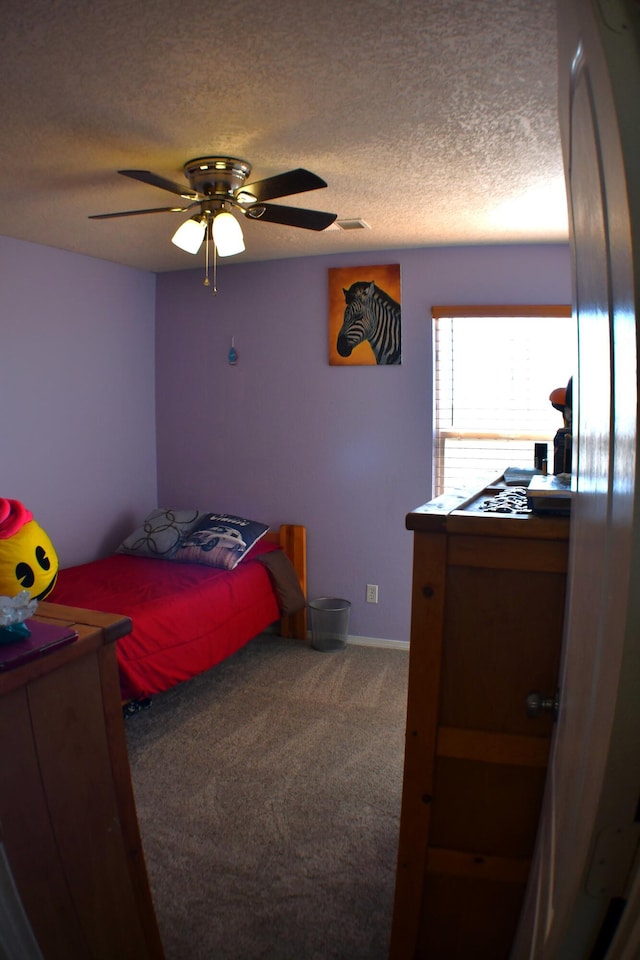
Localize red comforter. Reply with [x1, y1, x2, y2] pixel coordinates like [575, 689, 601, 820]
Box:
[49, 543, 281, 700]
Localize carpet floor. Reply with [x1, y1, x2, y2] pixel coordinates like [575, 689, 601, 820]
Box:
[125, 634, 409, 960]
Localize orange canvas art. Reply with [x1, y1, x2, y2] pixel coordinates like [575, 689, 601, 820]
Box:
[328, 264, 401, 365]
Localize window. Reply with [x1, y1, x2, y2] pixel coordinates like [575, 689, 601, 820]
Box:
[433, 305, 576, 496]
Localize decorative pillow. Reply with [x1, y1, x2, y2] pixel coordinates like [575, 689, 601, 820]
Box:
[0, 498, 59, 601]
[117, 508, 204, 559]
[174, 513, 269, 571]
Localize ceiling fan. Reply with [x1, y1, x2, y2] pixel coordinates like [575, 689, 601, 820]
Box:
[90, 157, 337, 288]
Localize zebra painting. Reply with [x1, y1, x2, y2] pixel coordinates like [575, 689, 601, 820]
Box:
[336, 280, 401, 365]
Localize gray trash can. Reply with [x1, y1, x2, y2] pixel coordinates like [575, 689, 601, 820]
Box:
[308, 597, 351, 652]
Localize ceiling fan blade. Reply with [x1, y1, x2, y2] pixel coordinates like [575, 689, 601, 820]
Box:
[240, 169, 327, 203]
[89, 205, 191, 220]
[245, 203, 337, 231]
[119, 169, 200, 200]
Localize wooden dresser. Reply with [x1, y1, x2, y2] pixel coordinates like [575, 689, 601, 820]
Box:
[390, 480, 570, 959]
[0, 601, 164, 960]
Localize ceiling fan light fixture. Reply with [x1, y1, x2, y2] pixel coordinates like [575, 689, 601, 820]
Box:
[92, 157, 336, 278]
[171, 217, 206, 254]
[212, 211, 245, 257]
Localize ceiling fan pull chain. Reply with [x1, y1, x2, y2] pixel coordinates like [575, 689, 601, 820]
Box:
[212, 236, 218, 295]
[203, 219, 210, 288]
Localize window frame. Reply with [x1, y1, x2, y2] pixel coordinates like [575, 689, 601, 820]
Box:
[432, 304, 574, 496]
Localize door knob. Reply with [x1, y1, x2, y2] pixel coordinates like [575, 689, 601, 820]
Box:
[526, 690, 559, 720]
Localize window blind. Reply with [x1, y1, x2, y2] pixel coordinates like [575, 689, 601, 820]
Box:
[433, 305, 575, 496]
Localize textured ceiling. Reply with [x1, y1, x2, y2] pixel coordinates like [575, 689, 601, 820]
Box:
[0, 0, 567, 273]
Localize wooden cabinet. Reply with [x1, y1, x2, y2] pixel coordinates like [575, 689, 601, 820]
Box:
[390, 482, 570, 959]
[0, 602, 164, 960]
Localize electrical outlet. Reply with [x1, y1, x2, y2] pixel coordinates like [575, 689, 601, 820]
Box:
[366, 584, 379, 603]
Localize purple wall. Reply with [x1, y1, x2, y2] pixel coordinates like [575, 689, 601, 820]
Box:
[0, 235, 571, 640]
[0, 236, 157, 567]
[156, 244, 572, 642]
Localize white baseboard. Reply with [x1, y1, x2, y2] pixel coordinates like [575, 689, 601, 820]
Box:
[301, 629, 409, 651]
[346, 635, 409, 651]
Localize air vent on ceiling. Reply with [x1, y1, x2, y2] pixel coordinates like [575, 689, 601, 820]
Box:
[326, 218, 371, 232]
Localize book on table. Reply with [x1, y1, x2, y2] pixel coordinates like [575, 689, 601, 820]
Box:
[526, 473, 572, 514]
[0, 618, 78, 670]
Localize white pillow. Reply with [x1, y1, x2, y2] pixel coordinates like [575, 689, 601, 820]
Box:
[117, 508, 204, 559]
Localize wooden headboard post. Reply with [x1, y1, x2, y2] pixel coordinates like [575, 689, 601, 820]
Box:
[279, 524, 307, 640]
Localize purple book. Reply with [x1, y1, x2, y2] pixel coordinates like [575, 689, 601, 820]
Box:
[0, 619, 78, 671]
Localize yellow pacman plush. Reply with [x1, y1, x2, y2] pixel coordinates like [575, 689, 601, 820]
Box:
[0, 499, 58, 601]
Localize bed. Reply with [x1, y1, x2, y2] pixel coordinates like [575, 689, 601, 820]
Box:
[47, 508, 307, 702]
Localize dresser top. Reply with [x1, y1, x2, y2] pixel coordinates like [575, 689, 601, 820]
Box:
[407, 477, 571, 540]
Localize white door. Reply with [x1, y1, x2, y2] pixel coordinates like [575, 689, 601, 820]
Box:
[511, 1, 640, 956]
